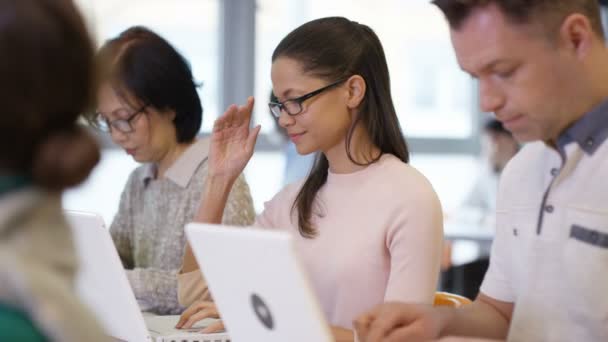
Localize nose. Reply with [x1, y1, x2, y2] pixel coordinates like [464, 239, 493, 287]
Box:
[277, 109, 295, 128]
[109, 126, 129, 145]
[479, 78, 505, 113]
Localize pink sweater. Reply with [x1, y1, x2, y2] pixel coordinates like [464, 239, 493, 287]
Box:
[178, 154, 443, 329]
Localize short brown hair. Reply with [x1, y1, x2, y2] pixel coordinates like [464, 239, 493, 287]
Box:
[433, 0, 605, 39]
[0, 0, 99, 191]
[93, 26, 203, 143]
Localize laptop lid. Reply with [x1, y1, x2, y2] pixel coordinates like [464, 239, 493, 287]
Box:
[66, 211, 229, 342]
[65, 210, 150, 342]
[185, 223, 334, 342]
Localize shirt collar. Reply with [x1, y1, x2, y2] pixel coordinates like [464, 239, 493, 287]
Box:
[141, 138, 210, 188]
[556, 97, 608, 155]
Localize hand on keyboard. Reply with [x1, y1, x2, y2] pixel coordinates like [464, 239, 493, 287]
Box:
[176, 301, 225, 333]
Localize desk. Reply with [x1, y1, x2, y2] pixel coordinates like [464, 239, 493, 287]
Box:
[444, 221, 494, 266]
[441, 221, 495, 298]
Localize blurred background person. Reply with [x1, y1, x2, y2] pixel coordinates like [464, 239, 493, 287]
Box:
[442, 119, 519, 299]
[459, 119, 519, 225]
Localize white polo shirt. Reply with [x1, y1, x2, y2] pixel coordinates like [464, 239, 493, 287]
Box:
[480, 99, 608, 341]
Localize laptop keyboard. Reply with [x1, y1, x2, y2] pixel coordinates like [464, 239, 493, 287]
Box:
[155, 336, 230, 342]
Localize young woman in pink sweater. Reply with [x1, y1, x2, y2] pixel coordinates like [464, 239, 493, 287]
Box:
[177, 16, 443, 342]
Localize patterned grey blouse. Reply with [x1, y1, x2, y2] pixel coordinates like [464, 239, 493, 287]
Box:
[110, 138, 255, 314]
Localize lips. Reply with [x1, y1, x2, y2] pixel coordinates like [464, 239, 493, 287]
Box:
[497, 114, 524, 130]
[288, 132, 305, 143]
[125, 148, 137, 155]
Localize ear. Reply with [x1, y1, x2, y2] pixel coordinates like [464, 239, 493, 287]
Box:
[345, 75, 366, 110]
[163, 109, 177, 122]
[559, 13, 596, 59]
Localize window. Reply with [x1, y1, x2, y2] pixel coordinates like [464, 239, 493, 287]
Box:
[65, 0, 483, 218]
[74, 0, 220, 131]
[254, 0, 477, 139]
[65, 1, 220, 221]
[252, 0, 481, 211]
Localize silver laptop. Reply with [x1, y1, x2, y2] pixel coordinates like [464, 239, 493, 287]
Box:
[65, 211, 230, 342]
[185, 223, 334, 342]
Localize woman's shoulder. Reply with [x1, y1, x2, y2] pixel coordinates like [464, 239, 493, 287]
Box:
[253, 179, 303, 229]
[257, 178, 305, 220]
[376, 154, 433, 188]
[366, 155, 440, 209]
[269, 178, 306, 204]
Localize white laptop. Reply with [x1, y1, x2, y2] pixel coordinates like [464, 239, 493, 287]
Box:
[65, 211, 230, 342]
[185, 223, 334, 342]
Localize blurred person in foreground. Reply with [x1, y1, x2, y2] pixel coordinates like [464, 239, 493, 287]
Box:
[0, 0, 107, 340]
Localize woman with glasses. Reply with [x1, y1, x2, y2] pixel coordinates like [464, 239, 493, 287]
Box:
[92, 26, 256, 315]
[176, 17, 443, 341]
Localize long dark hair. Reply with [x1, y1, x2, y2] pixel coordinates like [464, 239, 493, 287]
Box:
[0, 0, 99, 191]
[272, 17, 409, 238]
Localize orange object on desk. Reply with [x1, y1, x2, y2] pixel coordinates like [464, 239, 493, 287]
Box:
[434, 292, 472, 307]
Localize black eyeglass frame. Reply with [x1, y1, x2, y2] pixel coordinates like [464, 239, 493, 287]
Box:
[268, 77, 349, 118]
[95, 104, 148, 133]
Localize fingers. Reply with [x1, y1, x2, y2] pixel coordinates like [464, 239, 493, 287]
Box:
[214, 97, 256, 133]
[181, 307, 220, 329]
[214, 105, 238, 132]
[176, 301, 219, 329]
[243, 96, 255, 119]
[234, 96, 255, 128]
[176, 301, 205, 328]
[246, 125, 262, 153]
[353, 312, 376, 342]
[383, 325, 428, 342]
[354, 319, 371, 342]
[201, 320, 225, 334]
[366, 317, 400, 342]
[365, 304, 416, 342]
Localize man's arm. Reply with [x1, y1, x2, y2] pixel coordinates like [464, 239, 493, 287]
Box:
[355, 293, 513, 342]
[439, 293, 513, 338]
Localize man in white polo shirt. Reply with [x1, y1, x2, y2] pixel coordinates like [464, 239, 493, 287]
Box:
[354, 0, 608, 341]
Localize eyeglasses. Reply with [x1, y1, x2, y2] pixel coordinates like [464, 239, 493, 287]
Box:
[95, 104, 148, 133]
[268, 78, 348, 118]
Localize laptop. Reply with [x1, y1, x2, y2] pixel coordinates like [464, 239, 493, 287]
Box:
[185, 223, 334, 342]
[65, 211, 230, 342]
